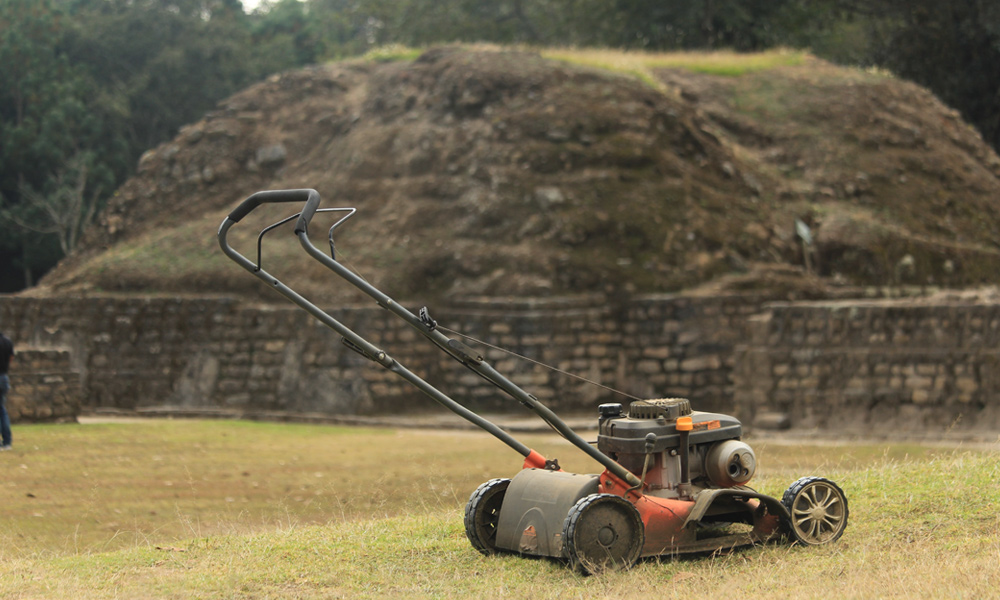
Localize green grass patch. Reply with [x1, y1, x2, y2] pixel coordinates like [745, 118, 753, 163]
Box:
[1, 420, 997, 598]
[543, 47, 808, 87]
[357, 45, 809, 84]
[640, 48, 808, 75]
[362, 44, 424, 63]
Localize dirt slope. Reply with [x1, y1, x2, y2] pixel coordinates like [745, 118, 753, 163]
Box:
[37, 47, 1000, 303]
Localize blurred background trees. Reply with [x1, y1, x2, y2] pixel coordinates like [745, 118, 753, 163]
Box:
[1, 0, 997, 291]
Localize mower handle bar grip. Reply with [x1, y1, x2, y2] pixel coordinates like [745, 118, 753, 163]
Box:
[225, 189, 321, 234]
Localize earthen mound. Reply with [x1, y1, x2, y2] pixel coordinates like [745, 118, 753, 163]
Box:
[37, 47, 1000, 303]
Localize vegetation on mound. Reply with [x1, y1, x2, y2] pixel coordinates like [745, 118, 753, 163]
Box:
[0, 420, 997, 598]
[545, 47, 809, 85]
[33, 45, 1000, 303]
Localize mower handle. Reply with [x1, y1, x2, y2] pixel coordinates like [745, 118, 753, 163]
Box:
[226, 188, 320, 224]
[295, 189, 323, 235]
[293, 191, 643, 487]
[218, 189, 559, 470]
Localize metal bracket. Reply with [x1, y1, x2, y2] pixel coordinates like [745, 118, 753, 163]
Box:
[341, 337, 391, 366]
[419, 306, 438, 331]
[446, 338, 483, 365]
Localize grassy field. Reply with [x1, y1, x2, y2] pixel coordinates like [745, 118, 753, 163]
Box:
[1, 419, 997, 599]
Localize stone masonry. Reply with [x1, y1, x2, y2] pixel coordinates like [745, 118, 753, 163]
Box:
[0, 294, 758, 422]
[6, 348, 81, 422]
[2, 293, 998, 437]
[733, 300, 1000, 436]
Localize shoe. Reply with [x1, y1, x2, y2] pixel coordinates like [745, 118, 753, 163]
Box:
[0, 445, 10, 451]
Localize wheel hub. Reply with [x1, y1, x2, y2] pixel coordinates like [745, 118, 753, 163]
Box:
[597, 525, 617, 547]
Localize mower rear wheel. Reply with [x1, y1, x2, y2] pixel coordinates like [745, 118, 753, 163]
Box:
[781, 477, 849, 545]
[464, 478, 511, 555]
[562, 494, 644, 574]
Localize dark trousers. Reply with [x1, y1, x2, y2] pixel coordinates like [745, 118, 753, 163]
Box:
[0, 374, 11, 447]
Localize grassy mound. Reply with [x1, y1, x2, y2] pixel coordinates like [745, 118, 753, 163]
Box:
[34, 46, 1000, 303]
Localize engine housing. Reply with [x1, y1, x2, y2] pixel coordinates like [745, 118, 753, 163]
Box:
[597, 399, 756, 498]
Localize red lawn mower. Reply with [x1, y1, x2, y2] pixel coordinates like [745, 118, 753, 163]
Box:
[219, 189, 848, 573]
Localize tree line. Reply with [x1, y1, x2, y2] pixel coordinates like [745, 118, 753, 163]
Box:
[2, 0, 998, 291]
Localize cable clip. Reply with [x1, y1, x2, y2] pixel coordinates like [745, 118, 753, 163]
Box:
[419, 306, 437, 331]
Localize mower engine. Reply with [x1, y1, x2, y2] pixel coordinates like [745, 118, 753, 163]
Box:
[597, 398, 756, 499]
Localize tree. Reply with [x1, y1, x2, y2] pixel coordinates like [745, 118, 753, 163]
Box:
[552, 0, 814, 50]
[0, 0, 314, 292]
[249, 0, 321, 70]
[0, 0, 123, 288]
[3, 152, 103, 256]
[863, 0, 1000, 152]
[62, 0, 262, 160]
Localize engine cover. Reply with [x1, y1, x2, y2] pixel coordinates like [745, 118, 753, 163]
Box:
[596, 399, 751, 495]
[597, 404, 743, 456]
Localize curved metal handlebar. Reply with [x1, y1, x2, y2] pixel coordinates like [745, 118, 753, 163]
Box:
[226, 188, 319, 224]
[295, 189, 323, 235]
[287, 190, 641, 486]
[220, 189, 641, 486]
[217, 188, 564, 470]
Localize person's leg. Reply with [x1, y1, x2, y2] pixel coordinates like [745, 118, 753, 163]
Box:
[0, 375, 11, 448]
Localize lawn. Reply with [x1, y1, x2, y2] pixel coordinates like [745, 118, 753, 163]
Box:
[1, 419, 997, 598]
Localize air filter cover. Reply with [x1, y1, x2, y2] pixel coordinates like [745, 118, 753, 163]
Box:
[628, 398, 692, 421]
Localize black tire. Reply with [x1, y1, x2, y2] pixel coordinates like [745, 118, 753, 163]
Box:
[562, 494, 644, 574]
[464, 478, 511, 555]
[781, 476, 849, 546]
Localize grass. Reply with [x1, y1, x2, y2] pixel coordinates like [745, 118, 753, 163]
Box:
[356, 43, 809, 76]
[1, 420, 997, 598]
[543, 47, 808, 79]
[0, 419, 612, 558]
[355, 43, 809, 92]
[362, 44, 425, 63]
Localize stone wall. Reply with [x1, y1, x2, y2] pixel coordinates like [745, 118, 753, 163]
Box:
[4, 293, 997, 437]
[733, 300, 1000, 436]
[6, 348, 81, 422]
[0, 293, 763, 421]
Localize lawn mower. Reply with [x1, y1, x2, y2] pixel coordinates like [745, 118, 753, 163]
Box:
[218, 189, 848, 573]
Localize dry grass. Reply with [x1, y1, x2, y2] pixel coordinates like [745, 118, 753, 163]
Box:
[543, 47, 807, 79]
[360, 44, 808, 94]
[1, 419, 998, 598]
[542, 47, 808, 100]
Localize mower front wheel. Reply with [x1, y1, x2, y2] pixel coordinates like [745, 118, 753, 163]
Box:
[562, 494, 644, 574]
[781, 477, 849, 545]
[464, 478, 511, 555]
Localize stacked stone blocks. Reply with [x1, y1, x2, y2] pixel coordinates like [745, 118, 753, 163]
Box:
[0, 294, 756, 419]
[733, 301, 1000, 434]
[3, 294, 997, 435]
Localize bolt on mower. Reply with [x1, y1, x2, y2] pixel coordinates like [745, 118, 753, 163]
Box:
[218, 189, 849, 573]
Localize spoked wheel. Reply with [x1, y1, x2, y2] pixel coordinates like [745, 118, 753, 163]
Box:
[464, 478, 511, 555]
[562, 494, 644, 574]
[781, 477, 849, 545]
